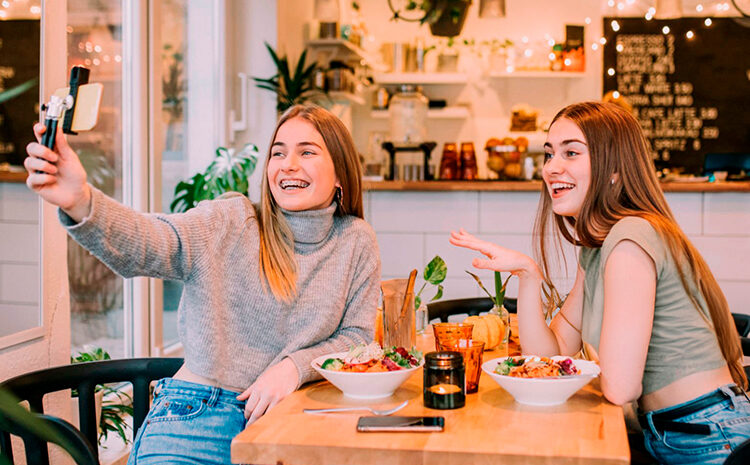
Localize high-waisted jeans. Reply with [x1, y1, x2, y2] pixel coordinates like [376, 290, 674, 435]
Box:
[127, 378, 246, 465]
[640, 384, 750, 464]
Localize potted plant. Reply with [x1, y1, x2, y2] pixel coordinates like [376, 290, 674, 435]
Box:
[414, 255, 447, 333]
[170, 143, 259, 213]
[465, 270, 511, 351]
[70, 346, 133, 446]
[253, 42, 325, 113]
[388, 0, 472, 37]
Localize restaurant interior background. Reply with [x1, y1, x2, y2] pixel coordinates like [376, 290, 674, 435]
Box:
[0, 1, 749, 457]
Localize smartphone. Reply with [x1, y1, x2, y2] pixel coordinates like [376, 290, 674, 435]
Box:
[356, 416, 445, 432]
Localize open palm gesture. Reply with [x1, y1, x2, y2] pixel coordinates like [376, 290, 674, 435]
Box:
[449, 228, 536, 277]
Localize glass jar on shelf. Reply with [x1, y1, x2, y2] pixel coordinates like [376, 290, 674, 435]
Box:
[388, 84, 428, 146]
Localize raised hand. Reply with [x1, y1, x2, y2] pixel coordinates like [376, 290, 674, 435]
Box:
[449, 228, 540, 278]
[236, 357, 299, 424]
[25, 123, 91, 222]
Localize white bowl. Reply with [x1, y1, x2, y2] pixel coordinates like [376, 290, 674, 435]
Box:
[311, 352, 423, 399]
[482, 356, 601, 406]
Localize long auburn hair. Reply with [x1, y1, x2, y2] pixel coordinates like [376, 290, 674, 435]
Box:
[258, 104, 364, 303]
[533, 101, 746, 388]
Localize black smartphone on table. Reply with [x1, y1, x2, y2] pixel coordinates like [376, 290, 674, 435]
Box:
[356, 416, 445, 432]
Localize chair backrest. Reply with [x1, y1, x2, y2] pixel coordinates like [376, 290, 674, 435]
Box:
[0, 357, 183, 463]
[0, 409, 97, 465]
[733, 313, 750, 337]
[427, 297, 517, 323]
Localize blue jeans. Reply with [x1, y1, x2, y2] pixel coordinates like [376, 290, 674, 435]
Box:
[641, 384, 750, 464]
[127, 378, 247, 465]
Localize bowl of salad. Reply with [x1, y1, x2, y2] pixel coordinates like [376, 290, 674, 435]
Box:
[311, 343, 423, 399]
[482, 355, 600, 406]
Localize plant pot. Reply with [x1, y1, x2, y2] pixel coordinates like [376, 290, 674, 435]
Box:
[429, 1, 471, 37]
[70, 389, 104, 435]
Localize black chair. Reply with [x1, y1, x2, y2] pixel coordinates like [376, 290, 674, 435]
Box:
[732, 313, 750, 337]
[427, 297, 517, 323]
[725, 437, 750, 465]
[0, 357, 183, 464]
[0, 406, 97, 465]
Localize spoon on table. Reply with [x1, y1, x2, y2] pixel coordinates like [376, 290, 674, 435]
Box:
[303, 400, 408, 416]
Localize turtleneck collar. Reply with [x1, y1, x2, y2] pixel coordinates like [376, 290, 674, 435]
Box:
[281, 202, 337, 245]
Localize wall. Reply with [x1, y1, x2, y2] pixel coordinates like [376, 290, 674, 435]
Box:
[364, 190, 750, 318]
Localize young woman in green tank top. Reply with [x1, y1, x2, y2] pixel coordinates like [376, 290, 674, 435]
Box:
[451, 102, 749, 464]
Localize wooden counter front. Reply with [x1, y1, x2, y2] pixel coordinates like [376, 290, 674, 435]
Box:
[0, 171, 28, 183]
[231, 328, 629, 465]
[363, 180, 750, 193]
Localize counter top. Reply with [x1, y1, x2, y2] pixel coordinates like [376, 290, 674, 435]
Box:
[0, 171, 28, 183]
[363, 180, 750, 193]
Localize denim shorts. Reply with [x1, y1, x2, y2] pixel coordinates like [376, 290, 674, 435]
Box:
[640, 384, 750, 464]
[127, 378, 247, 465]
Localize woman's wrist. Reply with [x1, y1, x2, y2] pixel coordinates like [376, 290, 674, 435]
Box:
[517, 257, 544, 282]
[63, 184, 92, 223]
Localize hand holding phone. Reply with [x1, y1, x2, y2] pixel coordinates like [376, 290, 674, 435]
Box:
[357, 416, 444, 432]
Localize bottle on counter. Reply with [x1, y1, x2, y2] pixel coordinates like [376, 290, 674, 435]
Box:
[389, 84, 428, 146]
[438, 142, 460, 180]
[460, 142, 478, 180]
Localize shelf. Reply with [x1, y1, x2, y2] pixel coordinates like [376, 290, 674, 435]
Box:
[306, 39, 386, 72]
[370, 106, 470, 119]
[489, 70, 585, 78]
[327, 91, 365, 106]
[374, 72, 468, 84]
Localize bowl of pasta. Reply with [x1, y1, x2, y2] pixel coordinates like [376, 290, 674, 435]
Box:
[311, 343, 423, 399]
[482, 355, 600, 406]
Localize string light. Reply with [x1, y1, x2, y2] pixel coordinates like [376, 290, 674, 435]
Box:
[585, 17, 591, 25]
[616, 43, 624, 52]
[564, 58, 572, 66]
[705, 18, 712, 26]
[613, 91, 621, 98]
[522, 36, 529, 43]
[686, 30, 694, 39]
[696, 4, 704, 12]
[548, 52, 555, 60]
[617, 2, 625, 10]
[607, 0, 615, 7]
[1, 1, 8, 7]
[0, 10, 6, 18]
[591, 43, 599, 51]
[29, 5, 40, 14]
[524, 48, 532, 57]
[662, 26, 670, 34]
[600, 37, 607, 45]
[607, 68, 615, 76]
[548, 38, 555, 47]
[611, 20, 620, 32]
[645, 13, 654, 20]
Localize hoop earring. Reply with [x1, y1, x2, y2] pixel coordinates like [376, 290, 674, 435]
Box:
[335, 185, 344, 204]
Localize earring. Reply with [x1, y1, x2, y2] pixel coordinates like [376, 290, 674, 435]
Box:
[335, 185, 344, 204]
[610, 178, 615, 185]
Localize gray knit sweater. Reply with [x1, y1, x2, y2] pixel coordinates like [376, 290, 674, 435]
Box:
[60, 187, 381, 391]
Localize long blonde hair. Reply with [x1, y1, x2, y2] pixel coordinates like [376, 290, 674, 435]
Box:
[533, 101, 746, 388]
[258, 104, 364, 303]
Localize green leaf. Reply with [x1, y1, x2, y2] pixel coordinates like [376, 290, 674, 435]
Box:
[423, 255, 447, 285]
[0, 77, 38, 104]
[431, 284, 443, 301]
[465, 270, 494, 300]
[414, 295, 422, 309]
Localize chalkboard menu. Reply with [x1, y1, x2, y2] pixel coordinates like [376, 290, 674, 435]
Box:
[603, 17, 750, 174]
[0, 20, 40, 166]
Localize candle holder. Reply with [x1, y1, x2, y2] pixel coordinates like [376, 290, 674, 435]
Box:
[423, 351, 465, 409]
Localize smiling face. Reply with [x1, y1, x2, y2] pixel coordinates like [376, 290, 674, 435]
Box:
[542, 118, 592, 219]
[267, 117, 339, 211]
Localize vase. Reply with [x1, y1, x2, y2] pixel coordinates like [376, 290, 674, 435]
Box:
[490, 304, 510, 356]
[415, 302, 429, 335]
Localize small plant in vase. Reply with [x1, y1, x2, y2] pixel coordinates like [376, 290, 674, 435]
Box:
[414, 255, 447, 333]
[465, 271, 511, 353]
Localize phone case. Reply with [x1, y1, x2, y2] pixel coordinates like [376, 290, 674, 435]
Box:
[356, 416, 444, 432]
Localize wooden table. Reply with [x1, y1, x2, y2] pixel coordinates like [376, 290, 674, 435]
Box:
[232, 327, 630, 465]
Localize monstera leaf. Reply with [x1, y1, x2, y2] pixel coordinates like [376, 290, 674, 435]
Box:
[170, 143, 259, 213]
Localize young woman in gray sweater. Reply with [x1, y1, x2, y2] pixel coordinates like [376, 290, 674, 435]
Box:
[24, 104, 381, 464]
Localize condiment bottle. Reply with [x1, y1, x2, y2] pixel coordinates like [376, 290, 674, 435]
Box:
[389, 84, 428, 146]
[438, 142, 460, 180]
[424, 352, 465, 409]
[460, 142, 478, 180]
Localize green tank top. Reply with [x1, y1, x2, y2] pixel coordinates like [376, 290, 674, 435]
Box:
[578, 216, 725, 395]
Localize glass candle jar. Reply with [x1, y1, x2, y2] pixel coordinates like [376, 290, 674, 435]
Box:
[423, 352, 465, 409]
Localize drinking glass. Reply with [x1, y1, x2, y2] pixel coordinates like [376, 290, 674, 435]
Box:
[456, 340, 485, 393]
[432, 323, 474, 351]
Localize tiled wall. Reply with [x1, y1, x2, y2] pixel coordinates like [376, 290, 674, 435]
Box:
[364, 190, 750, 317]
[0, 183, 40, 335]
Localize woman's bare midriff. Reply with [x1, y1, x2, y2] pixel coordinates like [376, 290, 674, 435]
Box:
[639, 365, 735, 412]
[173, 364, 244, 393]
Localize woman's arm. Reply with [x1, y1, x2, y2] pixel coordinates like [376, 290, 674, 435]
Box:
[536, 266, 585, 356]
[449, 229, 582, 356]
[598, 239, 656, 405]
